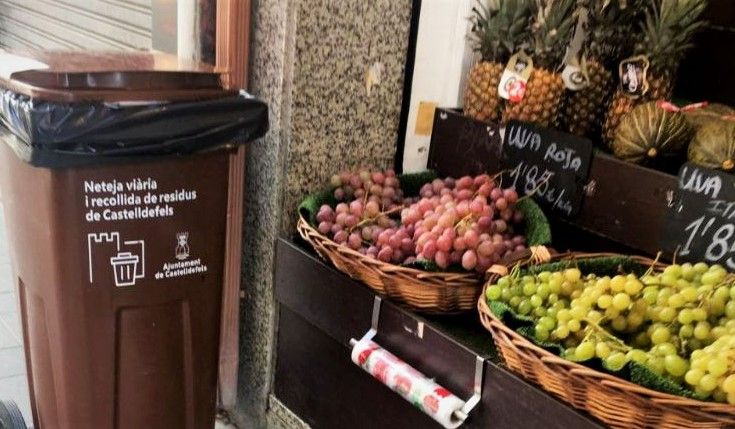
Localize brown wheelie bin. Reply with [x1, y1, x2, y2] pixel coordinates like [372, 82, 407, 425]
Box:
[0, 51, 268, 429]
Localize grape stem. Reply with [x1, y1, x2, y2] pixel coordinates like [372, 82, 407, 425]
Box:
[678, 337, 688, 356]
[698, 277, 735, 313]
[643, 252, 663, 278]
[491, 170, 508, 183]
[454, 213, 477, 232]
[350, 206, 404, 232]
[475, 170, 509, 199]
[584, 317, 632, 352]
[509, 263, 522, 281]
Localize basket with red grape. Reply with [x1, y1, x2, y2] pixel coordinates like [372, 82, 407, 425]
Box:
[297, 169, 550, 313]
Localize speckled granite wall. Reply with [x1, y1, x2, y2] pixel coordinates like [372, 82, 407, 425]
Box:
[238, 0, 295, 426]
[266, 395, 311, 428]
[237, 0, 412, 427]
[282, 0, 413, 232]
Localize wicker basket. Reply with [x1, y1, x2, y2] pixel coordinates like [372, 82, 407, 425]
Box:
[297, 214, 481, 314]
[478, 251, 735, 428]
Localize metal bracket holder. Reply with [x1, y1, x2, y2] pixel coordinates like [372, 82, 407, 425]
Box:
[349, 296, 486, 425]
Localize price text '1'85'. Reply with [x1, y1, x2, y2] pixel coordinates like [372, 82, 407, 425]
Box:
[508, 160, 573, 216]
[680, 215, 735, 269]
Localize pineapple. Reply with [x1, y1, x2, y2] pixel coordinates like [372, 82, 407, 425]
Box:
[557, 0, 643, 138]
[602, 0, 708, 144]
[501, 0, 580, 127]
[464, 0, 532, 123]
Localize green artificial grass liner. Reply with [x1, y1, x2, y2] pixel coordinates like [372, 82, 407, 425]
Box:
[298, 170, 551, 272]
[402, 258, 446, 273]
[298, 187, 336, 225]
[486, 255, 701, 400]
[522, 255, 648, 277]
[515, 198, 551, 247]
[399, 170, 438, 197]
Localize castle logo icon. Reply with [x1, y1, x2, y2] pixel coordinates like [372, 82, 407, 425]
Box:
[87, 232, 145, 288]
[175, 232, 190, 261]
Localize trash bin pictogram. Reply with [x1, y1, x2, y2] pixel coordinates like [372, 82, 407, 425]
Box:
[110, 252, 140, 287]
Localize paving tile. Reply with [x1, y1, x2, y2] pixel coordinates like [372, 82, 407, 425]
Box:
[0, 292, 17, 315]
[0, 322, 20, 349]
[0, 313, 22, 344]
[0, 207, 30, 425]
[0, 263, 12, 292]
[0, 198, 16, 294]
[0, 375, 32, 426]
[0, 230, 6, 247]
[0, 347, 26, 378]
[0, 221, 9, 268]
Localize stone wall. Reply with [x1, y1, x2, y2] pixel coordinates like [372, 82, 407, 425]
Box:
[282, 0, 412, 231]
[237, 0, 413, 427]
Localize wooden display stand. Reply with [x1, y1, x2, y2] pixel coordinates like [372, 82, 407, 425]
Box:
[274, 238, 604, 428]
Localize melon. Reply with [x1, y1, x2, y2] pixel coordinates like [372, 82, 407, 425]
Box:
[612, 102, 693, 164]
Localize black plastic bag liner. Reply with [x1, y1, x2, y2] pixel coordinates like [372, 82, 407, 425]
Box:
[0, 89, 269, 168]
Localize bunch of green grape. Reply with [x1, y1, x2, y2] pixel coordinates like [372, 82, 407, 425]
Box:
[485, 262, 735, 403]
[688, 335, 735, 402]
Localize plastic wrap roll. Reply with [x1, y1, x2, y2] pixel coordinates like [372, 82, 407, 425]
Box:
[351, 338, 467, 429]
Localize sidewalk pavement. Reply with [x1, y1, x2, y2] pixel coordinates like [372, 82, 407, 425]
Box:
[0, 206, 32, 425]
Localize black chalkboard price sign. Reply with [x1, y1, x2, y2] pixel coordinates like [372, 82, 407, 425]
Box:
[499, 120, 593, 217]
[663, 163, 735, 267]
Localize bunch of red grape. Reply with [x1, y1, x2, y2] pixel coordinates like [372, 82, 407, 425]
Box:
[313, 169, 527, 273]
[404, 175, 526, 273]
[330, 169, 404, 211]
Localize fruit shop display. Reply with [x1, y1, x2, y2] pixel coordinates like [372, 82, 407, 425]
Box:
[314, 169, 529, 274]
[688, 117, 735, 172]
[501, 0, 579, 127]
[612, 101, 693, 165]
[602, 0, 708, 144]
[484, 258, 735, 404]
[556, 0, 642, 138]
[464, 0, 531, 123]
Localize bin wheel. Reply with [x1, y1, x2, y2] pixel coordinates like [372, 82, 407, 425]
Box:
[0, 400, 27, 429]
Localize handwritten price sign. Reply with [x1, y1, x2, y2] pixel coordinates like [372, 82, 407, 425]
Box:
[507, 161, 573, 215]
[664, 164, 735, 267]
[500, 121, 593, 217]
